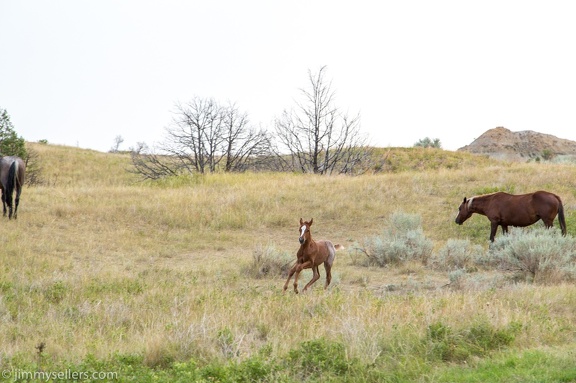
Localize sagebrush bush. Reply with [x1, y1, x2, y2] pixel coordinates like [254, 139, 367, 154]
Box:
[432, 239, 485, 271]
[489, 227, 576, 284]
[354, 212, 433, 267]
[243, 245, 294, 278]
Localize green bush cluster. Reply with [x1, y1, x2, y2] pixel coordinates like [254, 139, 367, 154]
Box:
[18, 329, 528, 382]
[425, 321, 520, 363]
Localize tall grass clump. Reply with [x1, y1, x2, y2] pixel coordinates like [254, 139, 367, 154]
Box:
[489, 227, 576, 283]
[353, 212, 433, 267]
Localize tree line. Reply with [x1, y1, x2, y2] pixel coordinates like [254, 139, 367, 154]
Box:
[130, 66, 373, 179]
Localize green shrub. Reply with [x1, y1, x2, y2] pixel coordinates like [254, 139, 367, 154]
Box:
[425, 320, 519, 363]
[286, 338, 353, 380]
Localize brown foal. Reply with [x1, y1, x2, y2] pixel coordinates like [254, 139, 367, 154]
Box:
[283, 218, 342, 294]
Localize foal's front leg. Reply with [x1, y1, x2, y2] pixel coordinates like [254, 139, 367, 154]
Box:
[283, 263, 300, 292]
[292, 260, 312, 294]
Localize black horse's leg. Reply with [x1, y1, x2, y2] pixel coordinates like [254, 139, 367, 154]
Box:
[14, 186, 20, 219]
[6, 194, 12, 219]
[1, 189, 6, 217]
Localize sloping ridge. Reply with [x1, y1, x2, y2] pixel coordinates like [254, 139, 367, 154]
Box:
[457, 127, 576, 159]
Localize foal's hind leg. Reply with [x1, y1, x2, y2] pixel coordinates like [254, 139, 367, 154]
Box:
[303, 265, 321, 292]
[323, 261, 332, 289]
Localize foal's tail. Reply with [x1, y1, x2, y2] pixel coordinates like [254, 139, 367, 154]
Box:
[558, 199, 567, 236]
[326, 243, 344, 267]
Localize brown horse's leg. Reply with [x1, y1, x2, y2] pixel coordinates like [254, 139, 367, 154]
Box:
[541, 217, 554, 228]
[490, 222, 499, 242]
[303, 265, 320, 292]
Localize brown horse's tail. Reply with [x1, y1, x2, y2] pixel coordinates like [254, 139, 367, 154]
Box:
[558, 198, 567, 236]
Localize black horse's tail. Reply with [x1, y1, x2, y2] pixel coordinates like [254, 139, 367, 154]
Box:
[6, 160, 17, 211]
[558, 198, 567, 236]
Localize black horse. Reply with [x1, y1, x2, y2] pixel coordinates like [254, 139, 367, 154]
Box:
[0, 156, 26, 219]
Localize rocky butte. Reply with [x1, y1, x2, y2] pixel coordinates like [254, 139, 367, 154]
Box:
[457, 126, 576, 160]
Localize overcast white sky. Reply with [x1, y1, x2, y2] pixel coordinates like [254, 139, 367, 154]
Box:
[1, 1, 575, 152]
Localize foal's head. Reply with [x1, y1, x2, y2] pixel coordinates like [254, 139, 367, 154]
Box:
[299, 218, 313, 244]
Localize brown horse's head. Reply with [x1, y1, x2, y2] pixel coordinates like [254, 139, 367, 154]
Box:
[299, 218, 313, 244]
[455, 197, 473, 225]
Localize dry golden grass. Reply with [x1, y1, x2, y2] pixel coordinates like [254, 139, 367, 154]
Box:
[2, 143, 576, 368]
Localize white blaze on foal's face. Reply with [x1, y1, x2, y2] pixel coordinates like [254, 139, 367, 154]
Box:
[299, 225, 308, 244]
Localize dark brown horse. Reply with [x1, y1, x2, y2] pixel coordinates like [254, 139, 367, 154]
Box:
[0, 156, 26, 219]
[283, 218, 343, 294]
[455, 191, 567, 242]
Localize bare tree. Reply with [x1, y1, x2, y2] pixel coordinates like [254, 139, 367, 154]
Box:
[130, 97, 275, 178]
[221, 103, 272, 172]
[129, 142, 180, 180]
[163, 97, 223, 174]
[275, 66, 372, 175]
[109, 135, 125, 153]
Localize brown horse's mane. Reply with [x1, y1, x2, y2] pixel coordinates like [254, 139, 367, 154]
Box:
[467, 191, 512, 207]
[471, 191, 506, 199]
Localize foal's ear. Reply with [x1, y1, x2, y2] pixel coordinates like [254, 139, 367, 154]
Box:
[299, 218, 304, 226]
[309, 218, 313, 226]
[463, 197, 467, 203]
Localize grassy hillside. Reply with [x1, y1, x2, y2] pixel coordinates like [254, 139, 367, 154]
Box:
[2, 143, 576, 382]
